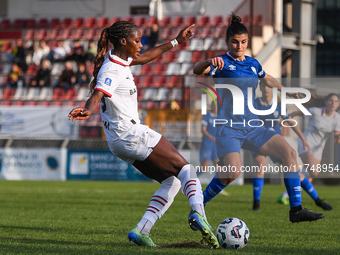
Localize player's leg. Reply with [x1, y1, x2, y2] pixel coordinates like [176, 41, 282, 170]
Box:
[252, 154, 266, 211]
[298, 172, 333, 210]
[144, 137, 219, 248]
[260, 135, 324, 222]
[128, 161, 181, 247]
[203, 152, 242, 204]
[299, 150, 321, 178]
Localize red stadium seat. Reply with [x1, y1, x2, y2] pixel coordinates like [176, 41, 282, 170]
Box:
[199, 16, 211, 27]
[124, 17, 135, 24]
[99, 17, 110, 28]
[152, 53, 164, 63]
[0, 19, 11, 29]
[41, 100, 52, 106]
[74, 28, 87, 40]
[74, 18, 85, 28]
[134, 76, 142, 87]
[64, 88, 77, 100]
[25, 19, 37, 28]
[154, 64, 167, 75]
[87, 28, 101, 40]
[212, 16, 224, 27]
[141, 65, 153, 75]
[13, 19, 25, 28]
[2, 42, 13, 52]
[62, 29, 75, 40]
[25, 29, 36, 40]
[173, 16, 185, 27]
[29, 100, 39, 106]
[111, 17, 121, 26]
[86, 17, 98, 28]
[26, 64, 39, 75]
[52, 88, 65, 100]
[146, 101, 157, 109]
[37, 28, 50, 40]
[137, 89, 144, 100]
[201, 27, 214, 38]
[186, 16, 197, 26]
[192, 51, 205, 62]
[53, 101, 64, 107]
[61, 18, 73, 28]
[161, 16, 172, 27]
[161, 27, 175, 41]
[148, 17, 158, 26]
[214, 26, 226, 38]
[155, 76, 168, 87]
[169, 76, 183, 88]
[50, 18, 61, 28]
[165, 51, 178, 62]
[38, 18, 49, 28]
[136, 17, 148, 28]
[144, 76, 156, 87]
[242, 15, 251, 26]
[254, 15, 264, 25]
[2, 88, 15, 99]
[3, 100, 13, 106]
[16, 100, 26, 106]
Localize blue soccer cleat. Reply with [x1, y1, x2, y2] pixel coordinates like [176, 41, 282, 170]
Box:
[188, 211, 219, 249]
[127, 226, 158, 247]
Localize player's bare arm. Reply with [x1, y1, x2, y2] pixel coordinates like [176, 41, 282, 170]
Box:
[193, 56, 224, 75]
[132, 24, 195, 65]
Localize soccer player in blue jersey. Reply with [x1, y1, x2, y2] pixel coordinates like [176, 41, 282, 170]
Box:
[192, 13, 324, 223]
[251, 82, 333, 211]
[199, 101, 219, 173]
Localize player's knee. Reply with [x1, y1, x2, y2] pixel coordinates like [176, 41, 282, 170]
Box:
[284, 147, 296, 161]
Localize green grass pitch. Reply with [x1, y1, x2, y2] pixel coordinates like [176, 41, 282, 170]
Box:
[0, 180, 339, 254]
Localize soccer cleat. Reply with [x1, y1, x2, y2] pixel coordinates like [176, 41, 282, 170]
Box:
[315, 199, 333, 211]
[277, 195, 289, 205]
[252, 200, 260, 211]
[289, 207, 324, 223]
[188, 211, 219, 249]
[127, 226, 158, 247]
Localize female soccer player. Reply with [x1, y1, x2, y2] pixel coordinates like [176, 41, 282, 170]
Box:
[193, 14, 324, 223]
[68, 21, 219, 248]
[251, 82, 332, 211]
[199, 101, 219, 172]
[277, 93, 340, 209]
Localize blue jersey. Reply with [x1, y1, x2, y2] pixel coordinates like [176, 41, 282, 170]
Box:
[253, 98, 290, 135]
[201, 112, 217, 148]
[206, 52, 266, 130]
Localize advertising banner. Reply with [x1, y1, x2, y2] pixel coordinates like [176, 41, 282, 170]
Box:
[66, 150, 151, 181]
[0, 148, 65, 180]
[0, 107, 78, 138]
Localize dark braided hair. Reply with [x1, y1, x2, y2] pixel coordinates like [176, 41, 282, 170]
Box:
[89, 21, 139, 93]
[226, 13, 249, 40]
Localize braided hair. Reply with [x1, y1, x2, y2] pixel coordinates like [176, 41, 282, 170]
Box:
[226, 13, 249, 40]
[89, 21, 138, 93]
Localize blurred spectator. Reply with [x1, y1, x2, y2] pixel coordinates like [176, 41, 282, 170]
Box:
[66, 40, 85, 63]
[55, 61, 75, 91]
[30, 59, 51, 88]
[51, 40, 70, 62]
[12, 38, 28, 72]
[85, 40, 97, 62]
[149, 23, 159, 49]
[5, 63, 24, 88]
[73, 63, 90, 88]
[32, 40, 50, 66]
[141, 28, 150, 51]
[26, 40, 36, 65]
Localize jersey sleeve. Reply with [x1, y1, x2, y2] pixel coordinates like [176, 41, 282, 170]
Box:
[256, 61, 266, 78]
[204, 64, 215, 76]
[305, 107, 317, 118]
[94, 70, 119, 97]
[201, 114, 208, 126]
[335, 114, 340, 132]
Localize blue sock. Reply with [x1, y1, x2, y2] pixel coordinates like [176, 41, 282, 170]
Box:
[283, 172, 302, 208]
[203, 173, 228, 204]
[301, 177, 318, 200]
[253, 178, 264, 201]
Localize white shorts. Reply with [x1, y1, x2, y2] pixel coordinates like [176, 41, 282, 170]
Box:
[107, 123, 162, 164]
[297, 137, 323, 161]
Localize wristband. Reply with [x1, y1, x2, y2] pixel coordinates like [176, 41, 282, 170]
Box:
[170, 39, 179, 47]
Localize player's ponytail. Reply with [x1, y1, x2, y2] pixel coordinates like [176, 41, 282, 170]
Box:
[89, 28, 109, 94]
[226, 13, 249, 40]
[89, 21, 138, 94]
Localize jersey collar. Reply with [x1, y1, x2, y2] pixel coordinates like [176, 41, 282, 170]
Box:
[322, 107, 336, 118]
[108, 51, 134, 66]
[259, 98, 273, 106]
[227, 51, 246, 62]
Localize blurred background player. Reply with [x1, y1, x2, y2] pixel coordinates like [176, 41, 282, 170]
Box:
[199, 101, 219, 173]
[251, 81, 332, 211]
[193, 13, 324, 223]
[68, 20, 219, 248]
[277, 93, 340, 210]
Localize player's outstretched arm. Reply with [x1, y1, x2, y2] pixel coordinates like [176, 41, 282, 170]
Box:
[287, 117, 310, 150]
[262, 74, 299, 99]
[132, 24, 195, 65]
[68, 90, 104, 121]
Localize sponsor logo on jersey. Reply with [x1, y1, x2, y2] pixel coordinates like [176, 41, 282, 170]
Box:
[104, 78, 112, 86]
[130, 87, 137, 95]
[251, 67, 257, 75]
[273, 111, 279, 118]
[229, 65, 236, 70]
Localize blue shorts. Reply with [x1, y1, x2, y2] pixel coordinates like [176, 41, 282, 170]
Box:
[216, 126, 278, 158]
[250, 151, 281, 164]
[200, 144, 218, 162]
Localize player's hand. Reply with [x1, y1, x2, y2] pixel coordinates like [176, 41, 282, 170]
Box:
[210, 57, 224, 70]
[176, 24, 195, 44]
[68, 107, 92, 121]
[302, 140, 311, 151]
[335, 132, 340, 143]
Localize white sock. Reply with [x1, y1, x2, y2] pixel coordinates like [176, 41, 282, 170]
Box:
[282, 191, 289, 199]
[137, 176, 181, 234]
[177, 164, 206, 219]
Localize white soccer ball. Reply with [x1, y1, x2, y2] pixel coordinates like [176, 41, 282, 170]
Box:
[216, 217, 250, 249]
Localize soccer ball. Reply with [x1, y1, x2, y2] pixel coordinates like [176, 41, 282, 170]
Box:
[216, 217, 249, 249]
